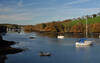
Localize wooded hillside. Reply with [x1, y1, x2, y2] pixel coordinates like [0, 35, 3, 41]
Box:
[24, 13, 100, 33]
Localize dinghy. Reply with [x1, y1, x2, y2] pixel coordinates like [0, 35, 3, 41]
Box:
[39, 51, 51, 56]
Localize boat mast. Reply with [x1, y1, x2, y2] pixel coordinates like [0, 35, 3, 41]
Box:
[86, 17, 88, 38]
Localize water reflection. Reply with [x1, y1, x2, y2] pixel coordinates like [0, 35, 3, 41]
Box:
[7, 28, 100, 38]
[3, 31, 100, 63]
[35, 32, 100, 38]
[37, 32, 57, 38]
[75, 45, 91, 48]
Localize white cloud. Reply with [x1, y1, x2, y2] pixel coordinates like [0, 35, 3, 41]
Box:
[0, 8, 12, 12]
[64, 0, 91, 6]
[0, 14, 32, 21]
[0, 0, 99, 25]
[78, 8, 100, 15]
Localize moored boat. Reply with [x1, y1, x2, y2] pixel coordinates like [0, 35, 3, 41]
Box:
[75, 38, 93, 46]
[29, 34, 36, 39]
[57, 35, 64, 39]
[39, 52, 51, 56]
[75, 17, 93, 46]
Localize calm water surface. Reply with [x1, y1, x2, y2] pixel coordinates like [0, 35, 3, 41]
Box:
[2, 32, 100, 63]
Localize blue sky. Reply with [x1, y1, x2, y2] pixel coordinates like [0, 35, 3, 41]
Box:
[0, 0, 100, 25]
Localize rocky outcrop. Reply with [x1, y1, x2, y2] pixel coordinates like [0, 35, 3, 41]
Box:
[0, 35, 24, 63]
[0, 35, 15, 47]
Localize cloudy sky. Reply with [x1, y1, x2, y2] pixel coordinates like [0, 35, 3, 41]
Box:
[0, 0, 100, 25]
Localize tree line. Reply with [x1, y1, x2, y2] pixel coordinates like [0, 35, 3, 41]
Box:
[24, 12, 100, 33]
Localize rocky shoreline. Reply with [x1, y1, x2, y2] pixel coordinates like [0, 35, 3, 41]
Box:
[0, 35, 23, 55]
[0, 35, 24, 63]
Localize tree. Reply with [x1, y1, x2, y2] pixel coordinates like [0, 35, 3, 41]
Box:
[92, 14, 97, 18]
[70, 23, 84, 33]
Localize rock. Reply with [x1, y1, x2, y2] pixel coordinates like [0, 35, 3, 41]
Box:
[0, 35, 15, 47]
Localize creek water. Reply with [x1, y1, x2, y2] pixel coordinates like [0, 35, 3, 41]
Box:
[2, 32, 100, 63]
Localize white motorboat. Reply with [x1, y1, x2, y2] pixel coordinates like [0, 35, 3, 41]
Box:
[99, 35, 100, 38]
[29, 34, 36, 39]
[57, 35, 64, 39]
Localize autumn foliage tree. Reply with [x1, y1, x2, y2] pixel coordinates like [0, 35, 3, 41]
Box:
[23, 14, 100, 33]
[70, 23, 84, 33]
[92, 23, 100, 33]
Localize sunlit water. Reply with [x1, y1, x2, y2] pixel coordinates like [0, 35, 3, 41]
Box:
[2, 32, 100, 63]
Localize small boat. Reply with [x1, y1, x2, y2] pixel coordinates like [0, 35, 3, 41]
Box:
[39, 52, 51, 56]
[57, 35, 64, 39]
[29, 35, 36, 39]
[75, 38, 93, 46]
[29, 36, 35, 39]
[99, 35, 100, 38]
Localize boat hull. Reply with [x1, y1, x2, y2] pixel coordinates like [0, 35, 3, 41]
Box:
[39, 53, 51, 56]
[57, 36, 64, 39]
